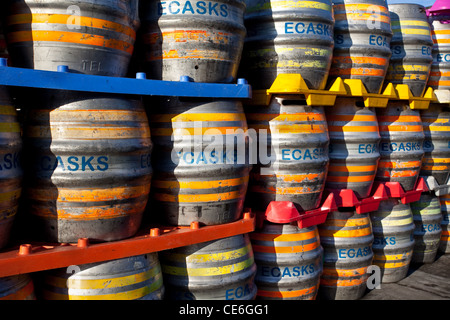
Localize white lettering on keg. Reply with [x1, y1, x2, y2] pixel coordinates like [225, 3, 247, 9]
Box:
[366, 265, 381, 290]
[420, 223, 441, 232]
[0, 152, 20, 171]
[284, 22, 330, 36]
[369, 35, 390, 48]
[338, 246, 371, 259]
[259, 264, 316, 278]
[358, 143, 378, 154]
[225, 283, 253, 300]
[380, 142, 422, 152]
[373, 236, 396, 246]
[66, 5, 81, 30]
[158, 1, 228, 17]
[366, 5, 381, 30]
[82, 60, 101, 72]
[280, 148, 325, 161]
[40, 155, 109, 172]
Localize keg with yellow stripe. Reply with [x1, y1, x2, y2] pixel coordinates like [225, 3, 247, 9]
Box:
[420, 104, 450, 185]
[428, 14, 450, 89]
[244, 96, 329, 213]
[325, 98, 380, 199]
[149, 97, 250, 226]
[384, 4, 433, 97]
[4, 0, 139, 76]
[138, 0, 246, 83]
[0, 87, 22, 250]
[410, 193, 443, 264]
[370, 199, 415, 283]
[240, 0, 334, 90]
[22, 91, 152, 243]
[375, 101, 425, 191]
[318, 209, 374, 300]
[0, 274, 35, 300]
[160, 234, 257, 300]
[42, 253, 164, 300]
[328, 0, 393, 94]
[250, 222, 323, 300]
[438, 193, 450, 253]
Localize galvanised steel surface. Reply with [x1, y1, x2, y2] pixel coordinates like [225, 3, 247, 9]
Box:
[384, 4, 433, 97]
[138, 0, 246, 83]
[240, 0, 334, 90]
[329, 0, 393, 94]
[370, 199, 415, 283]
[250, 222, 323, 300]
[22, 91, 152, 243]
[325, 98, 381, 199]
[420, 104, 450, 185]
[0, 274, 35, 300]
[375, 101, 425, 192]
[3, 0, 139, 76]
[0, 86, 22, 250]
[149, 97, 250, 226]
[410, 193, 443, 264]
[318, 209, 374, 300]
[42, 253, 164, 300]
[245, 95, 330, 213]
[159, 234, 257, 300]
[439, 193, 450, 253]
[428, 14, 450, 90]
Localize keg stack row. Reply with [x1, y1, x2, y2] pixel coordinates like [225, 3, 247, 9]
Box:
[0, 0, 449, 301]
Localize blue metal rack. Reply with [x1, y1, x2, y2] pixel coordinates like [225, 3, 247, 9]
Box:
[0, 58, 252, 99]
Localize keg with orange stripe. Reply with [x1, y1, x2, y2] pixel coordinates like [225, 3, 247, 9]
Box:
[428, 14, 450, 89]
[42, 253, 164, 300]
[22, 91, 152, 243]
[138, 0, 246, 83]
[318, 209, 374, 300]
[0, 87, 22, 249]
[329, 0, 393, 94]
[149, 97, 250, 226]
[384, 4, 433, 97]
[410, 193, 443, 264]
[325, 98, 380, 199]
[0, 274, 35, 300]
[240, 0, 334, 90]
[4, 0, 139, 76]
[160, 234, 257, 300]
[244, 95, 329, 213]
[250, 222, 323, 300]
[438, 193, 450, 253]
[375, 101, 425, 191]
[370, 199, 415, 283]
[420, 104, 450, 185]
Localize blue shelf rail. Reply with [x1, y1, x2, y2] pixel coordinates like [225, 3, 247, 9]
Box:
[0, 58, 252, 99]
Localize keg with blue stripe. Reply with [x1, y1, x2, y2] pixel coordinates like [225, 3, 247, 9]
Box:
[0, 274, 35, 300]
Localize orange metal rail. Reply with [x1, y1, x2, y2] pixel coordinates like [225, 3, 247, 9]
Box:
[0, 211, 255, 278]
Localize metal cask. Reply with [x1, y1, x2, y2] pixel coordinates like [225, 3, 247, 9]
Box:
[370, 199, 415, 283]
[23, 92, 152, 243]
[428, 14, 450, 90]
[42, 253, 164, 300]
[420, 104, 450, 185]
[318, 209, 374, 300]
[245, 96, 329, 213]
[384, 4, 433, 97]
[439, 193, 450, 253]
[0, 87, 22, 249]
[329, 0, 393, 93]
[250, 222, 323, 300]
[0, 274, 35, 300]
[325, 98, 381, 199]
[149, 97, 250, 226]
[375, 101, 425, 191]
[139, 0, 246, 83]
[410, 193, 443, 263]
[3, 0, 139, 76]
[160, 234, 257, 300]
[240, 0, 334, 90]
